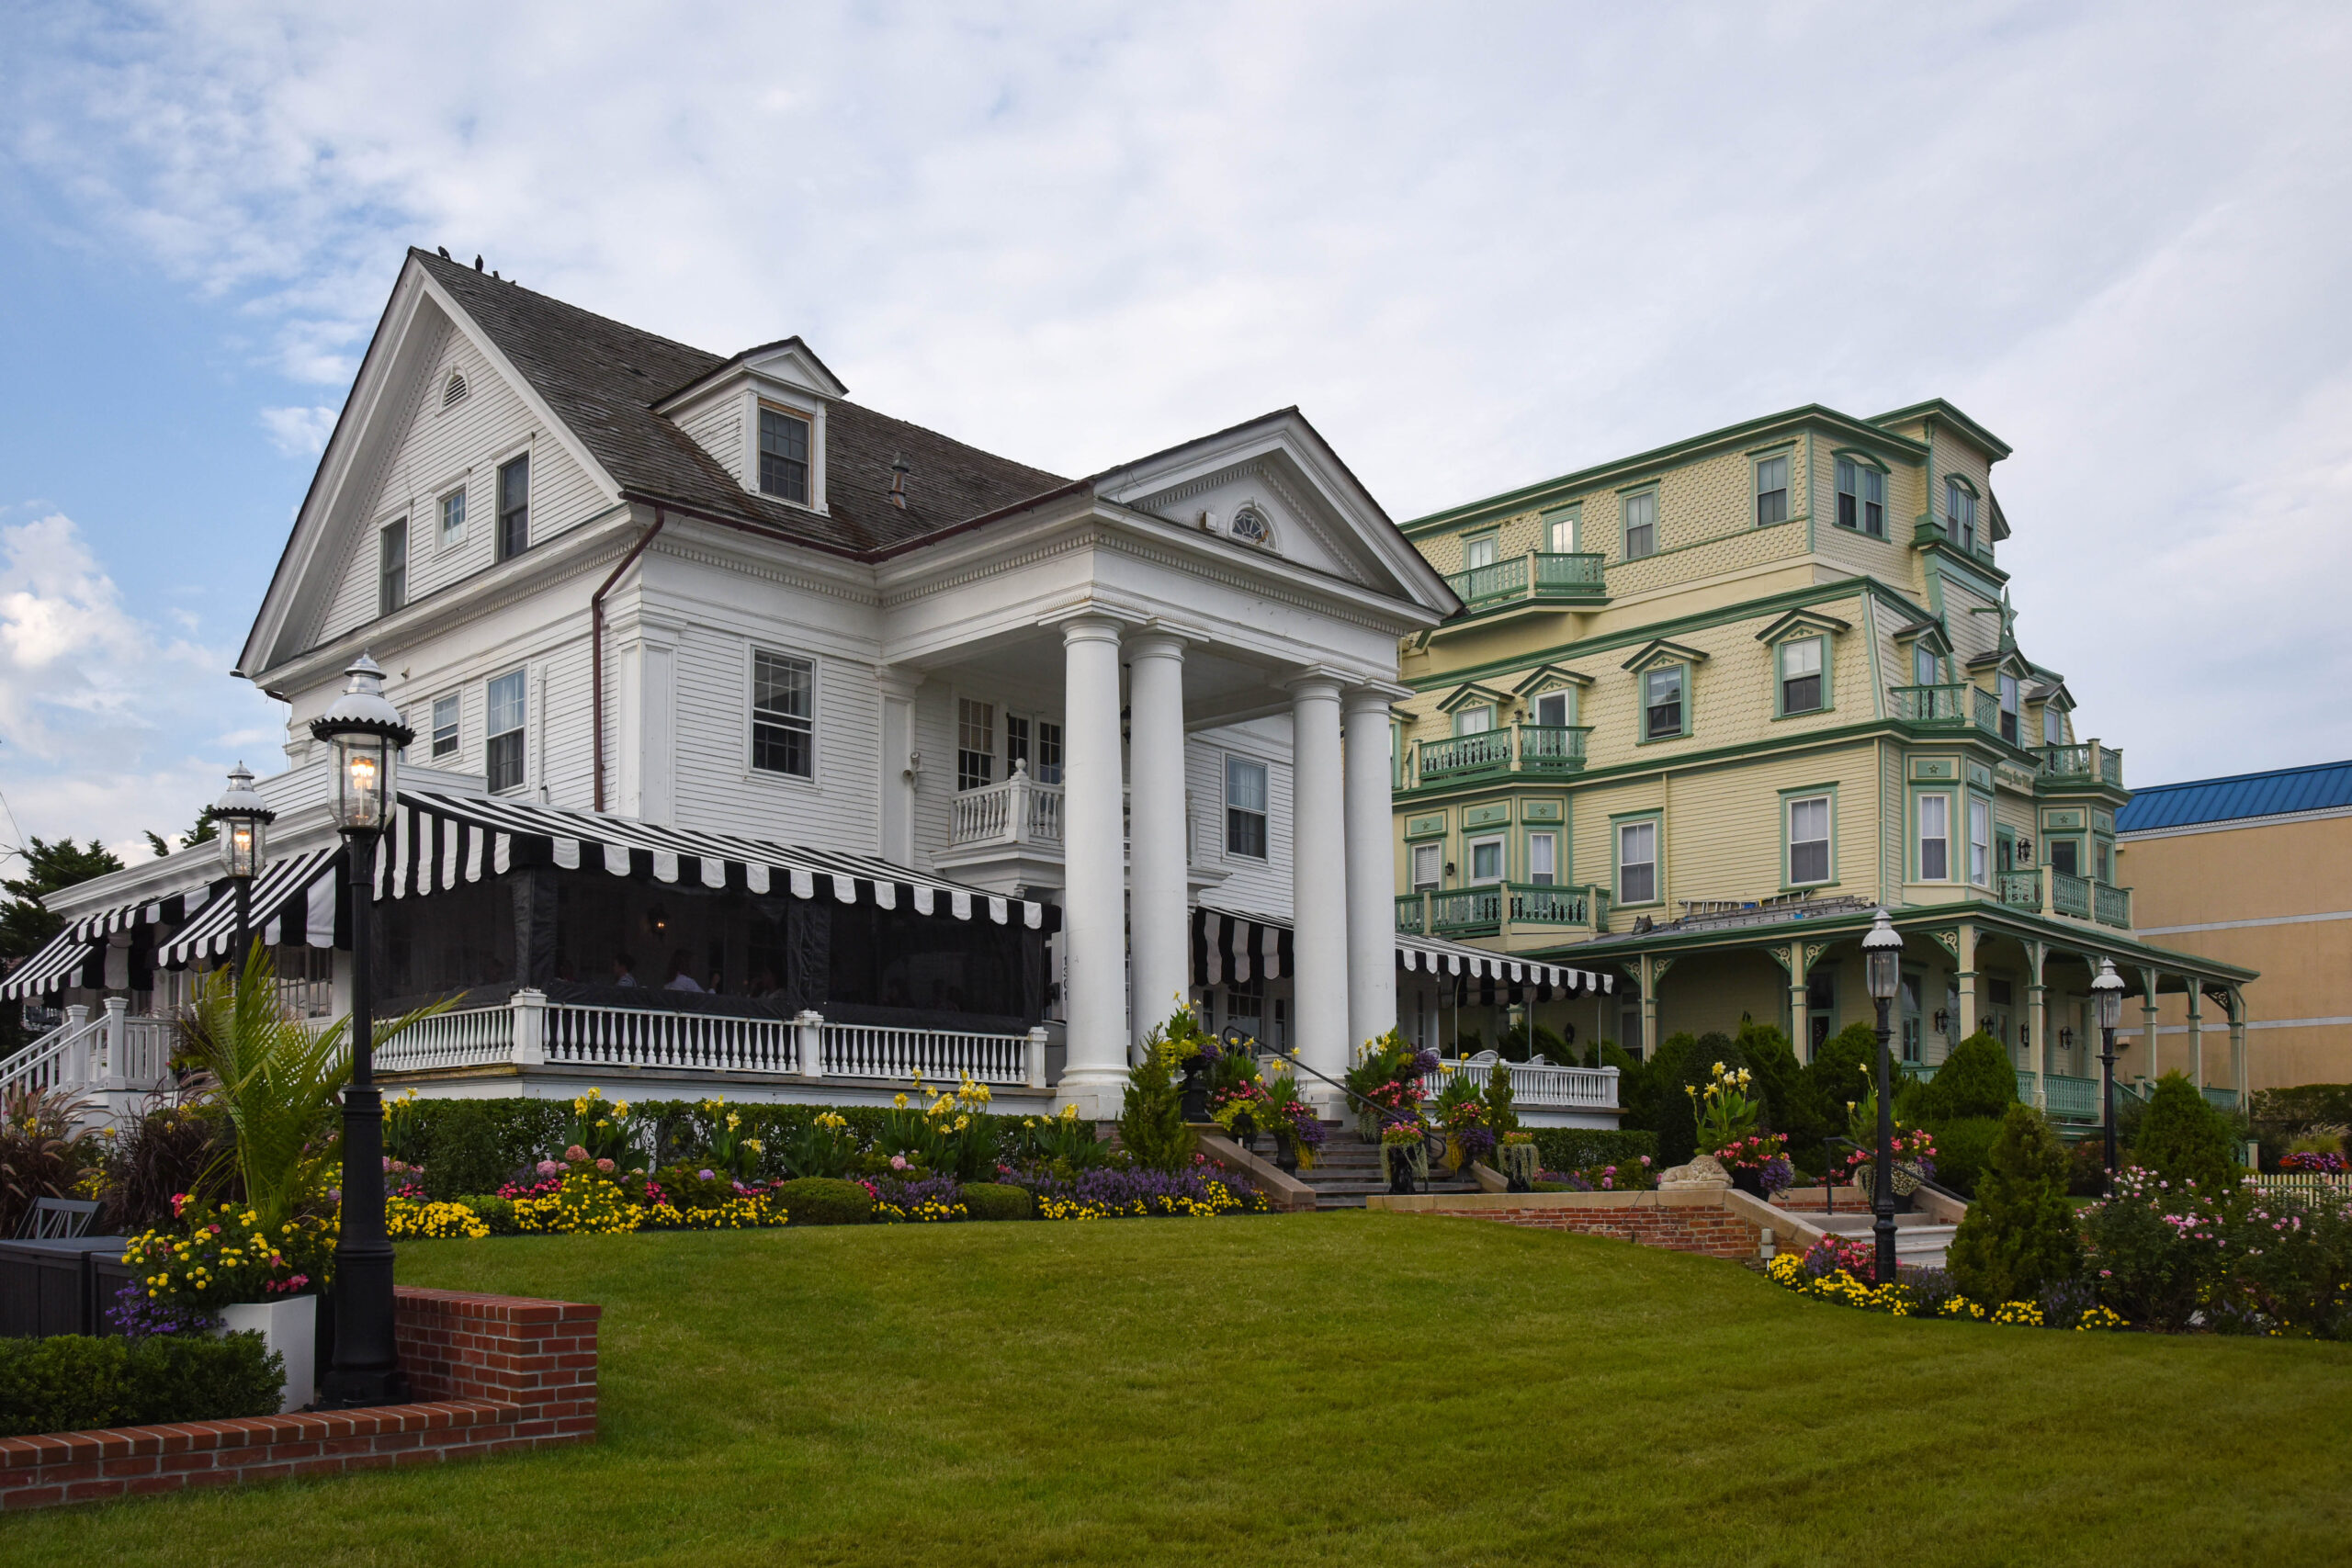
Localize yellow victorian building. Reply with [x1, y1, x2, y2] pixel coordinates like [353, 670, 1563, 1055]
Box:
[1388, 400, 2256, 1122]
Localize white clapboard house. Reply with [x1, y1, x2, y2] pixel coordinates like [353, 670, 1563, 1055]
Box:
[6, 249, 1619, 1126]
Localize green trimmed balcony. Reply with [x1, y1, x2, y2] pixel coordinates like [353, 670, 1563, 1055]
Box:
[1413, 724, 1590, 786]
[1997, 866, 2131, 930]
[1888, 682, 2001, 737]
[1395, 883, 1611, 939]
[2033, 741, 2124, 790]
[1443, 551, 1609, 611]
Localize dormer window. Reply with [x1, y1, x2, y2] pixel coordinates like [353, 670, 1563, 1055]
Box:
[1946, 478, 1978, 551]
[1230, 506, 1270, 545]
[442, 371, 469, 409]
[759, 407, 810, 503]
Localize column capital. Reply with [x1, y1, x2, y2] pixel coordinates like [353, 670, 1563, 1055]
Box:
[1342, 681, 1412, 715]
[1125, 629, 1191, 662]
[873, 664, 927, 701]
[1283, 666, 1348, 701]
[1054, 614, 1128, 648]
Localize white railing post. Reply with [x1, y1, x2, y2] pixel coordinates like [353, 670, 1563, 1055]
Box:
[512, 988, 548, 1067]
[1008, 761, 1033, 848]
[60, 1004, 91, 1089]
[1600, 1064, 1620, 1111]
[797, 1010, 826, 1079]
[98, 996, 129, 1087]
[1026, 1026, 1049, 1089]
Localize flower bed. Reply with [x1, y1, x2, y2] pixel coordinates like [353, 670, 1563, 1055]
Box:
[1767, 1238, 2128, 1331]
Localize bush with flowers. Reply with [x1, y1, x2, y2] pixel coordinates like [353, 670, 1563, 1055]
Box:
[2082, 1167, 2352, 1337]
[514, 1168, 641, 1235]
[122, 1201, 337, 1314]
[2279, 1150, 2349, 1174]
[1344, 1032, 1438, 1142]
[1430, 1068, 1497, 1172]
[1687, 1059, 1763, 1155]
[1254, 1060, 1328, 1169]
[1537, 1156, 1655, 1192]
[1766, 1237, 2128, 1331]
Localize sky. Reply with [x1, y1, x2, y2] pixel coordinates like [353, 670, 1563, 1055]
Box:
[2, 0, 2348, 868]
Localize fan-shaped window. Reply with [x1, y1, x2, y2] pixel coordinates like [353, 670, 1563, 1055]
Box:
[443, 371, 469, 409]
[1230, 506, 1270, 546]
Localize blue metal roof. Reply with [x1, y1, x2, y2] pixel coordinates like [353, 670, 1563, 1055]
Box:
[2116, 759, 2352, 833]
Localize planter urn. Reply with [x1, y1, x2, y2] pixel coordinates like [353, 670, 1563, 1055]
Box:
[218, 1292, 320, 1414]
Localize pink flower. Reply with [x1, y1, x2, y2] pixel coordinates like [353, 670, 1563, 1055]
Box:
[565, 1145, 590, 1163]
[596, 1158, 616, 1173]
[697, 1168, 715, 1181]
[537, 1159, 562, 1177]
[890, 1155, 909, 1170]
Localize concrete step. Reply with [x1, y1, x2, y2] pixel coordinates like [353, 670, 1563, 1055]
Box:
[1781, 1214, 1961, 1269]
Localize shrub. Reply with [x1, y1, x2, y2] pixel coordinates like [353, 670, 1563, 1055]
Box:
[1120, 1010, 1203, 1172]
[0, 1332, 283, 1438]
[1736, 1019, 1825, 1148]
[2132, 1072, 2240, 1190]
[420, 1102, 510, 1200]
[1648, 1033, 1743, 1170]
[776, 1177, 873, 1225]
[0, 1087, 100, 1237]
[652, 1164, 739, 1211]
[386, 1198, 491, 1239]
[1917, 1032, 2019, 1122]
[1805, 1021, 1879, 1123]
[2065, 1134, 2114, 1198]
[98, 1100, 223, 1235]
[962, 1181, 1033, 1222]
[514, 1172, 640, 1235]
[1946, 1103, 2081, 1304]
[1928, 1116, 2006, 1199]
[457, 1194, 518, 1235]
[1528, 1129, 1657, 1173]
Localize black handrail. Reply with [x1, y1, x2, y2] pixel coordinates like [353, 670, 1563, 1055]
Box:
[1821, 1134, 1969, 1207]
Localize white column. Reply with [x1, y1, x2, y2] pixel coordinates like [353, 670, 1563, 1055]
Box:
[1288, 673, 1350, 1105]
[2188, 984, 2206, 1089]
[1057, 616, 1130, 1118]
[1343, 688, 1397, 1052]
[1126, 632, 1191, 1050]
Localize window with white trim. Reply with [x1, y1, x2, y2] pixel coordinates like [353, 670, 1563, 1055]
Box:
[439, 488, 467, 549]
[1917, 794, 1951, 881]
[1467, 835, 1504, 885]
[1462, 533, 1498, 570]
[1970, 795, 1992, 886]
[1225, 756, 1268, 860]
[1946, 478, 1977, 551]
[1643, 666, 1684, 740]
[1410, 842, 1442, 891]
[956, 699, 996, 792]
[1453, 705, 1494, 737]
[1754, 454, 1790, 526]
[1836, 457, 1887, 537]
[1526, 830, 1558, 886]
[1617, 819, 1657, 905]
[1780, 637, 1825, 715]
[1623, 490, 1657, 559]
[430, 694, 459, 761]
[379, 519, 408, 616]
[1788, 795, 1831, 886]
[1532, 690, 1573, 728]
[758, 407, 810, 503]
[752, 650, 814, 778]
[486, 669, 527, 794]
[1998, 672, 2020, 743]
[1229, 506, 1270, 545]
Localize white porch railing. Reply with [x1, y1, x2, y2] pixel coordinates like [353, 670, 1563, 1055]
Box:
[0, 1008, 107, 1101]
[0, 998, 178, 1130]
[949, 764, 1064, 849]
[1426, 1053, 1621, 1111]
[371, 991, 1049, 1089]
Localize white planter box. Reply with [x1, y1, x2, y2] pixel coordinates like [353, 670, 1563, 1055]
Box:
[217, 1294, 319, 1414]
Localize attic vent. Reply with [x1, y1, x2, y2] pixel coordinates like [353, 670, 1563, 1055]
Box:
[442, 371, 469, 409]
[1230, 506, 1270, 546]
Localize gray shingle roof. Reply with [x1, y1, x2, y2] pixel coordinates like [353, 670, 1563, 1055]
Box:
[413, 249, 1067, 555]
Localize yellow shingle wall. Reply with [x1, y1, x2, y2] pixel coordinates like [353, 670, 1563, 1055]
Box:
[1565, 741, 1880, 902]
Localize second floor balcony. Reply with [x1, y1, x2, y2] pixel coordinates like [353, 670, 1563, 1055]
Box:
[1443, 551, 1609, 613]
[1996, 866, 2132, 930]
[1888, 682, 2002, 737]
[2033, 741, 2124, 791]
[1413, 723, 1591, 787]
[1395, 882, 1611, 941]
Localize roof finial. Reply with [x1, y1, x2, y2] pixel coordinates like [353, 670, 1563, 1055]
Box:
[474, 254, 484, 271]
[889, 453, 911, 508]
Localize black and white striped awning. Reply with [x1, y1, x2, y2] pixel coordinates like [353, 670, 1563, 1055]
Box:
[388, 791, 1059, 932]
[1, 883, 215, 998]
[155, 848, 343, 966]
[1189, 906, 1610, 1000]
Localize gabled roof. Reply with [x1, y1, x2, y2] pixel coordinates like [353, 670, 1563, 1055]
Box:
[1510, 662, 1593, 695]
[408, 250, 1067, 556]
[1621, 637, 1710, 673]
[1754, 607, 1851, 644]
[2117, 760, 2352, 833]
[1436, 682, 1514, 713]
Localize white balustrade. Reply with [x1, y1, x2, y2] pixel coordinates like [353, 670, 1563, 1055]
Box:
[948, 764, 1065, 849]
[1428, 1055, 1621, 1111]
[820, 1021, 1033, 1086]
[541, 1003, 799, 1076]
[374, 1004, 521, 1073]
[0, 1008, 103, 1102]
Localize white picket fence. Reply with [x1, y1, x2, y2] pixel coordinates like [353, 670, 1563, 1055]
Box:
[371, 990, 1047, 1089]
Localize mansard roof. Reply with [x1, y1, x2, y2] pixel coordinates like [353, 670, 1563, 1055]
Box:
[409, 249, 1067, 556]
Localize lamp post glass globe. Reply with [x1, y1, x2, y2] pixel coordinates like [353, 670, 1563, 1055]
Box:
[213, 761, 273, 879]
[1862, 907, 1901, 1001]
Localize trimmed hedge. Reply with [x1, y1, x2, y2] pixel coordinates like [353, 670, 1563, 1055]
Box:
[1530, 1128, 1657, 1173]
[457, 1194, 519, 1235]
[775, 1177, 874, 1225]
[962, 1182, 1033, 1222]
[0, 1332, 283, 1438]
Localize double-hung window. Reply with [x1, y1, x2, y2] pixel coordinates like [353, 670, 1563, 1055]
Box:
[956, 699, 996, 791]
[1453, 705, 1494, 737]
[1918, 795, 1951, 881]
[1623, 491, 1657, 559]
[439, 488, 467, 549]
[1467, 836, 1505, 885]
[2048, 838, 2080, 877]
[1946, 478, 1977, 551]
[496, 455, 529, 560]
[1780, 638, 1825, 715]
[1532, 690, 1573, 728]
[1526, 830, 1558, 886]
[1410, 842, 1442, 891]
[1970, 796, 1992, 886]
[758, 408, 810, 502]
[1226, 756, 1268, 860]
[1788, 795, 1832, 886]
[1998, 672, 2020, 743]
[485, 669, 527, 794]
[1461, 533, 1498, 581]
[752, 650, 815, 777]
[2042, 705, 2063, 746]
[1033, 720, 1063, 785]
[1643, 666, 1684, 740]
[1617, 820, 1657, 905]
[1836, 457, 1887, 537]
[1544, 506, 1578, 554]
[1754, 455, 1789, 526]
[430, 694, 459, 761]
[379, 520, 408, 616]
[1913, 644, 1940, 686]
[2096, 840, 2111, 884]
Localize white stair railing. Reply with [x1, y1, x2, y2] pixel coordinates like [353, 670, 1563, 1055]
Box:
[0, 1007, 104, 1102]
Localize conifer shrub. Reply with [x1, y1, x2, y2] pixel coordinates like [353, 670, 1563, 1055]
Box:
[1917, 1032, 2019, 1122]
[1928, 1116, 2005, 1198]
[962, 1182, 1034, 1222]
[776, 1177, 873, 1225]
[2132, 1072, 2240, 1190]
[1805, 1021, 1879, 1121]
[1946, 1103, 2081, 1303]
[1119, 1013, 1201, 1173]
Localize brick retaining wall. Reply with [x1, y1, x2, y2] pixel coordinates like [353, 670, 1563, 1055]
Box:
[1366, 1187, 1776, 1259]
[0, 1286, 598, 1512]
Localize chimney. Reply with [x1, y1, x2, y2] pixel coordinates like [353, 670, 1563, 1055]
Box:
[889, 453, 911, 508]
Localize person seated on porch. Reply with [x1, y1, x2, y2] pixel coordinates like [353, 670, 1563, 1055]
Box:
[748, 967, 785, 1000]
[663, 949, 704, 993]
[553, 956, 578, 983]
[612, 953, 639, 988]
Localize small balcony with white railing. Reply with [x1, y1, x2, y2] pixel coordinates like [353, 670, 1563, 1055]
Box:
[933, 761, 1225, 897]
[1420, 1051, 1621, 1122]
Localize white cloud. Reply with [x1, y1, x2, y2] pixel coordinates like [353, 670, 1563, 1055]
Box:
[2, 1, 2349, 790]
[257, 405, 338, 457]
[0, 512, 280, 858]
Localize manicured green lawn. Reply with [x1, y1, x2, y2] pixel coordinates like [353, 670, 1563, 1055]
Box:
[11, 1214, 2349, 1566]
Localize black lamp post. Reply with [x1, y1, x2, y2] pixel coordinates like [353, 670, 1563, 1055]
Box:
[2092, 957, 2125, 1196]
[213, 762, 274, 971]
[311, 652, 413, 1408]
[1862, 908, 1904, 1285]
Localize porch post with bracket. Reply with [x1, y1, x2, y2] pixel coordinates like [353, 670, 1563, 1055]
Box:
[1785, 942, 1808, 1061]
[2187, 984, 2206, 1090]
[1637, 953, 1664, 1060]
[2022, 941, 2048, 1110]
[1952, 921, 1978, 1055]
[1287, 672, 1350, 1106]
[1343, 687, 1399, 1052]
[1125, 631, 1191, 1048]
[2140, 968, 2163, 1083]
[1057, 616, 1130, 1118]
[2227, 988, 2247, 1105]
[875, 667, 925, 867]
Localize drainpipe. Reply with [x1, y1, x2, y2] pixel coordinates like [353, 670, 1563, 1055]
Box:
[592, 508, 666, 813]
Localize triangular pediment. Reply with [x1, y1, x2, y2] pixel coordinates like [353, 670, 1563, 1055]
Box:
[1622, 637, 1710, 674]
[1511, 663, 1594, 695]
[1755, 608, 1851, 646]
[1437, 682, 1514, 714]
